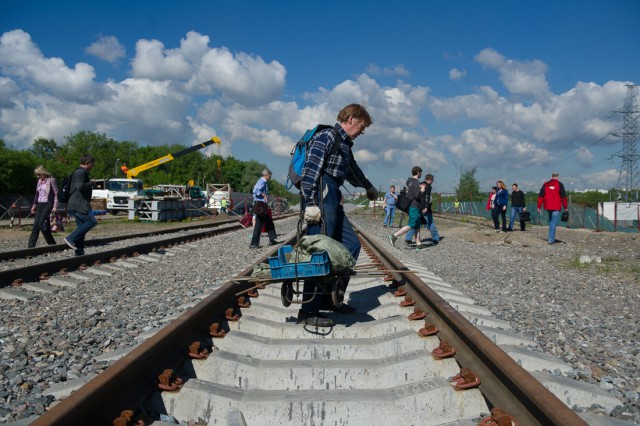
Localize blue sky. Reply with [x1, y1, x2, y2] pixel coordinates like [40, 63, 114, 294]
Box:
[1, 0, 639, 194]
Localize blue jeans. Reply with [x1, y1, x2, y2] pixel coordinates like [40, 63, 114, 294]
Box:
[547, 210, 561, 243]
[423, 212, 439, 241]
[405, 212, 439, 242]
[383, 205, 396, 226]
[67, 210, 97, 253]
[509, 207, 525, 231]
[302, 175, 360, 315]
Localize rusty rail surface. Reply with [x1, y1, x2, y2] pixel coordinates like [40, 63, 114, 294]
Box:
[354, 225, 587, 426]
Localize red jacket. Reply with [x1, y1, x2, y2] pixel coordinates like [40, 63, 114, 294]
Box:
[537, 178, 567, 211]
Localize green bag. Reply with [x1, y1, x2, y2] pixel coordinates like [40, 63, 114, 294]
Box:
[293, 234, 356, 272]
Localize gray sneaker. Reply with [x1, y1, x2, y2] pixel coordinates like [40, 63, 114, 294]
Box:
[64, 238, 76, 250]
[388, 234, 398, 247]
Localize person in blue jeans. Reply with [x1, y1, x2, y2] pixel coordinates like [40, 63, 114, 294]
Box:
[537, 172, 567, 244]
[300, 104, 378, 327]
[64, 154, 97, 256]
[382, 185, 397, 227]
[508, 183, 527, 231]
[405, 174, 440, 246]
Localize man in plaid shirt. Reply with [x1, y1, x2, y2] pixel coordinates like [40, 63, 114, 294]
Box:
[298, 103, 378, 327]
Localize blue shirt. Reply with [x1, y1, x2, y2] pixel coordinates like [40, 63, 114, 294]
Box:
[301, 123, 372, 206]
[384, 191, 397, 206]
[253, 177, 269, 202]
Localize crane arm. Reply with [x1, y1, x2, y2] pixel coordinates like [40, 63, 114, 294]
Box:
[126, 137, 221, 179]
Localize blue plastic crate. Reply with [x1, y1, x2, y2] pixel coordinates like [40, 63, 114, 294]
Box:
[268, 245, 331, 279]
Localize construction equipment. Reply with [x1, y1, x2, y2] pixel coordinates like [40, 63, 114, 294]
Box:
[122, 137, 221, 179]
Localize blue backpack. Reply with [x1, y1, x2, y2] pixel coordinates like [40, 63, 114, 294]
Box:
[286, 125, 341, 190]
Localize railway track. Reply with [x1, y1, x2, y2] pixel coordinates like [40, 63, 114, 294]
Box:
[0, 214, 298, 263]
[0, 214, 296, 289]
[12, 221, 618, 425]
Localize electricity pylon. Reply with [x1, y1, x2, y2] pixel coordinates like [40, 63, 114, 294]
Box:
[612, 84, 639, 200]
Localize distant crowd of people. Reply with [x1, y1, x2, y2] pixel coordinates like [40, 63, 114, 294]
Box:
[382, 171, 568, 246]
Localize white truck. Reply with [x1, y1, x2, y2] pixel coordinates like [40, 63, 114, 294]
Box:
[92, 178, 144, 215]
[207, 183, 232, 211]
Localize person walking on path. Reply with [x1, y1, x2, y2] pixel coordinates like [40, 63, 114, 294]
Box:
[389, 166, 425, 251]
[249, 168, 279, 249]
[488, 186, 499, 229]
[382, 185, 397, 227]
[494, 180, 509, 232]
[28, 165, 58, 247]
[64, 154, 97, 256]
[404, 180, 427, 246]
[537, 172, 568, 245]
[299, 103, 378, 327]
[421, 174, 441, 244]
[509, 183, 527, 231]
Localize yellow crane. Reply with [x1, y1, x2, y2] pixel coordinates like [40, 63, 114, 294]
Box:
[121, 137, 221, 179]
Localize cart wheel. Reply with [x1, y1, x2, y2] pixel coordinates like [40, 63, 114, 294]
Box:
[331, 276, 346, 308]
[281, 281, 294, 307]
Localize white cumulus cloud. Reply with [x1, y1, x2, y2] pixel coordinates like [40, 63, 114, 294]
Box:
[449, 68, 467, 80]
[85, 35, 126, 63]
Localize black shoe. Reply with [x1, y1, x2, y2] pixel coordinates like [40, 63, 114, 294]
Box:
[331, 303, 357, 314]
[249, 245, 260, 249]
[75, 249, 85, 256]
[297, 312, 334, 327]
[269, 240, 281, 246]
[405, 240, 415, 246]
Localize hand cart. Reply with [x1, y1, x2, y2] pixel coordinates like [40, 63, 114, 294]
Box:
[269, 245, 350, 308]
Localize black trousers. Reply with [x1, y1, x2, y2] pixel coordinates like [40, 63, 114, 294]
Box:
[28, 202, 56, 247]
[250, 212, 276, 246]
[492, 205, 507, 231]
[491, 206, 500, 229]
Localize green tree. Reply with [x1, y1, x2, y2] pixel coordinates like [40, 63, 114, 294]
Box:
[0, 140, 39, 194]
[219, 156, 247, 190]
[455, 167, 481, 201]
[30, 137, 60, 161]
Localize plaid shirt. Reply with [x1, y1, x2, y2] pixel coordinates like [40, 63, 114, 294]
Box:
[301, 123, 372, 206]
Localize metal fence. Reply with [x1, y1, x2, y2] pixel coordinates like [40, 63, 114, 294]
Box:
[436, 197, 640, 234]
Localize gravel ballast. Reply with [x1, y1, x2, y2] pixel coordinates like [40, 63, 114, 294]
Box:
[0, 212, 638, 423]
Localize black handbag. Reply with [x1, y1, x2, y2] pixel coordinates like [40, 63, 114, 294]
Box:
[253, 201, 268, 216]
[396, 194, 412, 213]
[560, 211, 569, 222]
[519, 211, 531, 222]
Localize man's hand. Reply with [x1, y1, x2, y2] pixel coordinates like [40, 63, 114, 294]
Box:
[366, 186, 378, 201]
[304, 206, 321, 223]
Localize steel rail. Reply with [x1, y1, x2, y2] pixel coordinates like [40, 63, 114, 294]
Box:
[0, 216, 237, 261]
[30, 234, 295, 426]
[353, 224, 587, 426]
[0, 213, 297, 261]
[0, 214, 296, 287]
